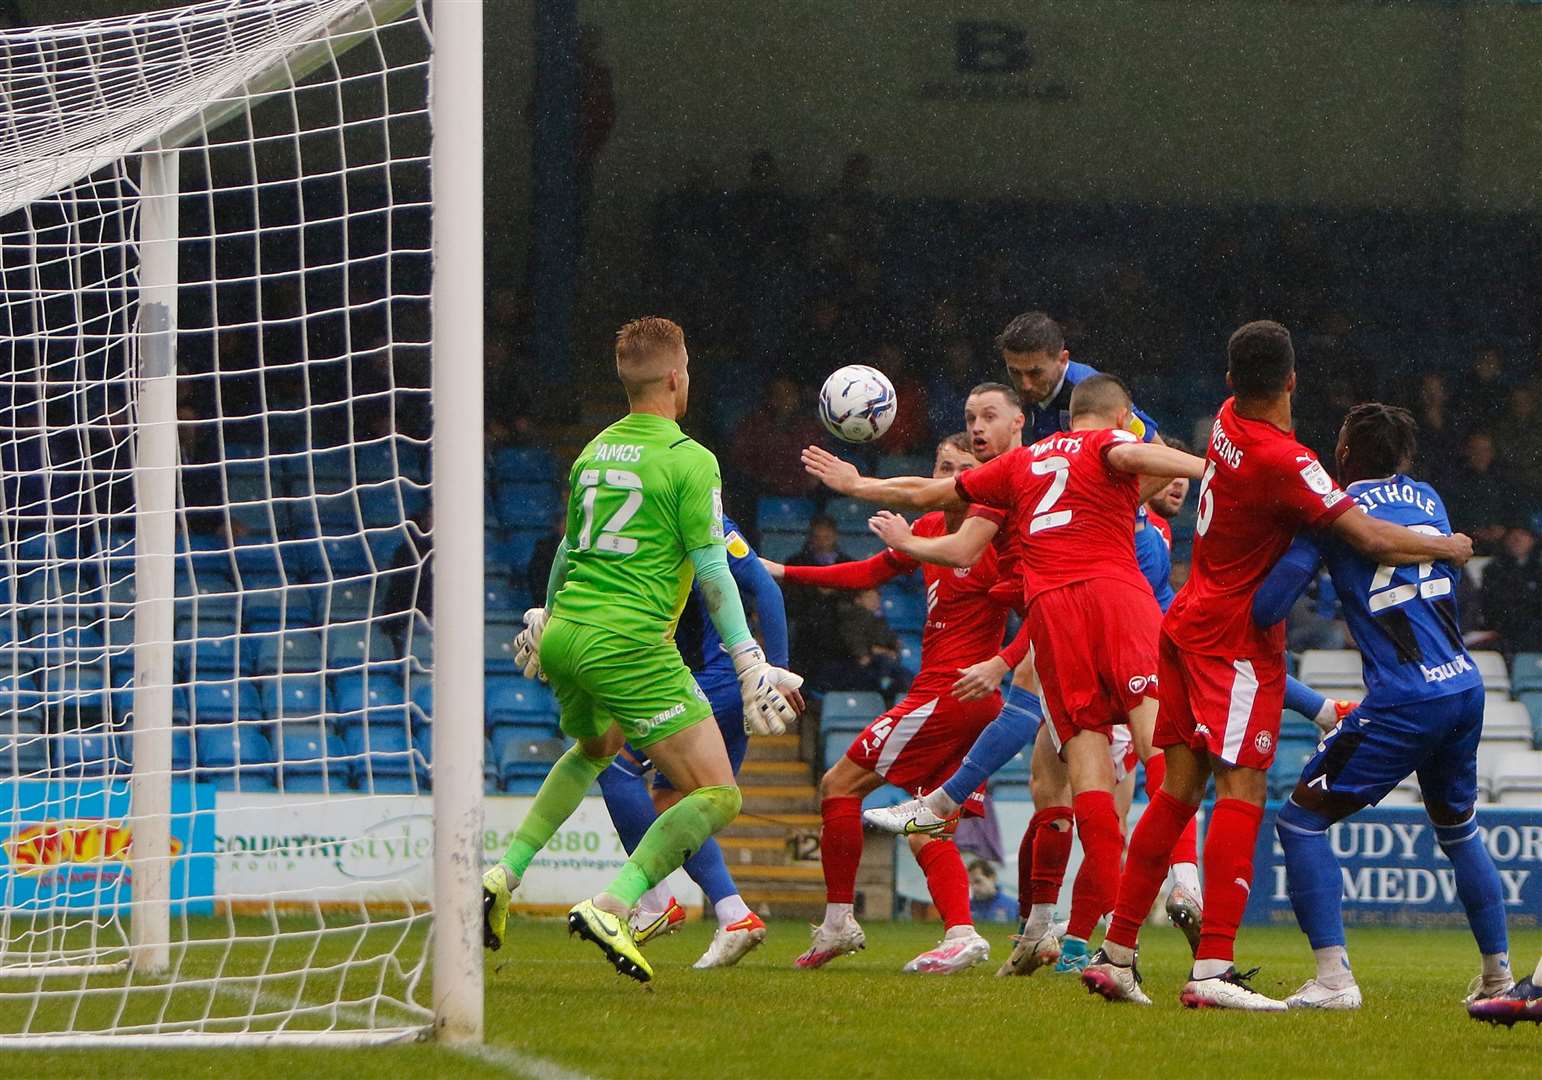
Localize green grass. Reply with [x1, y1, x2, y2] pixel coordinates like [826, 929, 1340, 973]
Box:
[8, 918, 1542, 1079]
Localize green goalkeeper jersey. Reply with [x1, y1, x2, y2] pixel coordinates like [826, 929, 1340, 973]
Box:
[549, 412, 725, 645]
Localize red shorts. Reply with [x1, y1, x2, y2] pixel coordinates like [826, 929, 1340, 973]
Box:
[844, 689, 1000, 817]
[1028, 579, 1162, 751]
[1152, 629, 1286, 769]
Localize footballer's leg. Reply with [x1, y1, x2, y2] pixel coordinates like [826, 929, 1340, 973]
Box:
[798, 754, 883, 968]
[1129, 705, 1202, 954]
[903, 832, 991, 974]
[1417, 687, 1512, 1001]
[571, 714, 739, 983]
[1469, 954, 1542, 1025]
[1058, 726, 1123, 975]
[597, 749, 688, 946]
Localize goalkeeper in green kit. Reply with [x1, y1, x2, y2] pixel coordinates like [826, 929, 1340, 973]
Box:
[484, 317, 804, 982]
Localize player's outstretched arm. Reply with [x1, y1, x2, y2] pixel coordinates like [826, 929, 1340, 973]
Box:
[1105, 442, 1209, 498]
[801, 446, 964, 510]
[1252, 536, 1324, 628]
[692, 545, 804, 734]
[869, 510, 996, 568]
[1329, 508, 1474, 567]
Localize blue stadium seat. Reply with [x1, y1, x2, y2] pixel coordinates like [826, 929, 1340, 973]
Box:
[409, 677, 432, 725]
[1518, 691, 1542, 746]
[821, 691, 885, 731]
[0, 731, 48, 777]
[897, 634, 922, 676]
[876, 454, 932, 478]
[880, 592, 926, 633]
[1512, 653, 1542, 694]
[53, 730, 127, 779]
[240, 589, 317, 632]
[755, 531, 804, 563]
[195, 724, 277, 791]
[189, 633, 242, 677]
[494, 483, 559, 528]
[277, 729, 350, 793]
[484, 575, 521, 620]
[332, 672, 411, 736]
[826, 498, 872, 532]
[756, 496, 815, 532]
[260, 673, 328, 724]
[487, 678, 557, 726]
[255, 629, 324, 675]
[320, 535, 372, 576]
[838, 532, 886, 560]
[189, 681, 263, 724]
[485, 622, 520, 673]
[492, 447, 556, 481]
[354, 441, 403, 482]
[324, 624, 399, 669]
[345, 725, 420, 792]
[494, 728, 564, 787]
[232, 542, 283, 581]
[315, 582, 375, 623]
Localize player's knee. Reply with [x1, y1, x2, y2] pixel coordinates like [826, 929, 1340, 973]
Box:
[698, 783, 742, 828]
[819, 766, 854, 799]
[1424, 796, 1475, 832]
[1276, 799, 1331, 839]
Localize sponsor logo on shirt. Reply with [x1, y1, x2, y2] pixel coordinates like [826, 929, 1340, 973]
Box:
[638, 702, 687, 735]
[726, 531, 750, 559]
[1299, 459, 1334, 495]
[1420, 655, 1475, 684]
[1127, 674, 1158, 695]
[1321, 489, 1345, 508]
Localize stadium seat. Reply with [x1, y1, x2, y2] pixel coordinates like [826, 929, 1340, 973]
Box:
[492, 446, 556, 481]
[487, 678, 557, 726]
[0, 731, 47, 776]
[485, 622, 520, 673]
[1485, 700, 1533, 741]
[332, 672, 411, 736]
[276, 729, 350, 793]
[409, 677, 432, 725]
[345, 725, 421, 792]
[839, 532, 886, 560]
[255, 629, 324, 675]
[1297, 650, 1364, 691]
[756, 496, 814, 532]
[484, 575, 521, 620]
[324, 623, 398, 669]
[195, 724, 277, 791]
[1477, 727, 1534, 787]
[826, 498, 871, 532]
[876, 454, 932, 478]
[316, 582, 375, 623]
[260, 673, 328, 724]
[240, 589, 317, 632]
[1492, 750, 1542, 805]
[52, 730, 126, 779]
[1471, 651, 1510, 693]
[1512, 653, 1542, 694]
[320, 535, 372, 576]
[880, 592, 926, 633]
[820, 691, 885, 731]
[189, 681, 263, 725]
[497, 732, 565, 787]
[755, 531, 803, 562]
[494, 482, 559, 528]
[897, 634, 922, 676]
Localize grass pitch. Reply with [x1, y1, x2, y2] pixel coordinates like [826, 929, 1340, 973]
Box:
[10, 918, 1542, 1079]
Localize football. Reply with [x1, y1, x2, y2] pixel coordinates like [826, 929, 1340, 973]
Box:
[817, 364, 897, 443]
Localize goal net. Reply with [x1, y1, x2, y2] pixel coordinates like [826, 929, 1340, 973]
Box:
[0, 0, 483, 1046]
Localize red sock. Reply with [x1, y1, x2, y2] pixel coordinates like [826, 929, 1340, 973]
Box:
[914, 839, 972, 929]
[1067, 790, 1124, 941]
[1197, 798, 1265, 963]
[1030, 807, 1074, 905]
[820, 796, 863, 904]
[1105, 788, 1198, 950]
[1016, 825, 1035, 920]
[1145, 755, 1199, 868]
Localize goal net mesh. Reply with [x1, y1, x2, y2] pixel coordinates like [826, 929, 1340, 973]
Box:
[0, 0, 437, 1042]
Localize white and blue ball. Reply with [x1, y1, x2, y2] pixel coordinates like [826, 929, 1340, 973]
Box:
[817, 364, 897, 443]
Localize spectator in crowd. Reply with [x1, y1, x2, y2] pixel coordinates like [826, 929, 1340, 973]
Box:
[967, 859, 1019, 924]
[1457, 345, 1510, 435]
[1495, 386, 1542, 502]
[1413, 372, 1458, 483]
[833, 586, 907, 694]
[784, 514, 852, 681]
[1479, 522, 1542, 656]
[730, 376, 827, 500]
[526, 500, 566, 602]
[1442, 432, 1510, 552]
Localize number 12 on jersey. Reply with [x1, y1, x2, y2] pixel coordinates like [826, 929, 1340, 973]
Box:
[575, 468, 643, 555]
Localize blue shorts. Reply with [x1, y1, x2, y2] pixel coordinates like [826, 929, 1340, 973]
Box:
[626, 683, 748, 791]
[1296, 685, 1483, 815]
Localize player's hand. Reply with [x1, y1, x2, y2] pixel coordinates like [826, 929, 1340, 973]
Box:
[513, 607, 549, 682]
[952, 656, 1010, 702]
[868, 510, 913, 550]
[759, 557, 785, 580]
[1444, 532, 1475, 567]
[730, 641, 805, 735]
[802, 445, 862, 495]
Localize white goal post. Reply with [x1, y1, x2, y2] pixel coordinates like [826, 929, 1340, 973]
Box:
[0, 0, 483, 1045]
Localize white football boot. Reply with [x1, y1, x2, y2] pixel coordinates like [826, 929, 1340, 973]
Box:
[693, 913, 767, 969]
[1080, 948, 1153, 1006]
[1285, 978, 1363, 1010]
[1180, 966, 1287, 1011]
[995, 921, 1062, 977]
[904, 928, 990, 974]
[862, 797, 954, 837]
[794, 912, 866, 969]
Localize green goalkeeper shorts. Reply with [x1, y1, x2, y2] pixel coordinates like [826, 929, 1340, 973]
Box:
[538, 615, 714, 748]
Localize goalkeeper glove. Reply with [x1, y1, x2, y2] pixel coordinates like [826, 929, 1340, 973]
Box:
[730, 641, 803, 736]
[513, 607, 549, 682]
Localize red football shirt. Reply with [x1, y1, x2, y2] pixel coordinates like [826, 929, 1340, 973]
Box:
[954, 427, 1153, 608]
[781, 512, 1008, 696]
[1164, 397, 1354, 658]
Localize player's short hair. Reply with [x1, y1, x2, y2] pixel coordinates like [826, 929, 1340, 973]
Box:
[995, 311, 1064, 358]
[967, 381, 1022, 411]
[938, 431, 972, 455]
[1227, 320, 1295, 396]
[1068, 373, 1132, 420]
[1341, 402, 1418, 478]
[615, 316, 685, 397]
